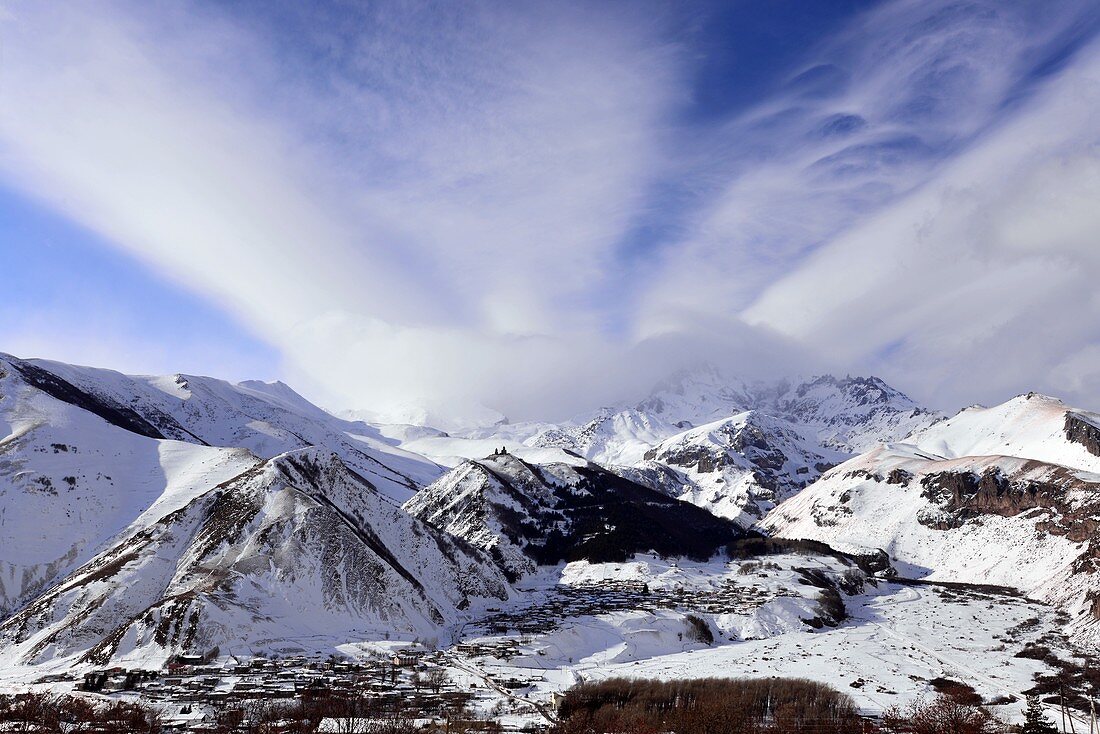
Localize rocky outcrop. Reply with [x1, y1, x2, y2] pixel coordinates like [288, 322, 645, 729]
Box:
[406, 454, 746, 578]
[1065, 412, 1100, 457]
[917, 464, 1099, 542]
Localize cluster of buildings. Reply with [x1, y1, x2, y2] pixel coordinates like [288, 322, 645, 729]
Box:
[59, 577, 783, 731]
[464, 578, 776, 639]
[76, 648, 482, 731]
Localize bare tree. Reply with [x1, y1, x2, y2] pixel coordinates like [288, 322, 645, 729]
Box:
[426, 667, 449, 694]
[882, 695, 1006, 734]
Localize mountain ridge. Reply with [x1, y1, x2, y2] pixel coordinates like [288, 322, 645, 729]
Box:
[11, 349, 1100, 671]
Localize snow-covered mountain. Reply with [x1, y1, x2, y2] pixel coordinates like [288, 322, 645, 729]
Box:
[399, 366, 939, 523]
[2, 354, 442, 503]
[630, 368, 939, 455]
[404, 452, 745, 579]
[12, 346, 1100, 727]
[0, 354, 512, 668]
[8, 350, 1029, 674]
[0, 357, 258, 618]
[628, 411, 850, 526]
[10, 346, 1100, 720]
[764, 393, 1100, 643]
[0, 448, 511, 669]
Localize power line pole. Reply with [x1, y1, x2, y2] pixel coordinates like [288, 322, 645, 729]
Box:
[1064, 686, 1077, 734]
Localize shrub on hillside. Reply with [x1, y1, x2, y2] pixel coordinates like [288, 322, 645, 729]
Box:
[684, 614, 714, 644]
[880, 694, 1005, 734]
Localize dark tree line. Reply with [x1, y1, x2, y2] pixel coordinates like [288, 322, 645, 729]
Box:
[0, 692, 160, 733]
[0, 689, 490, 733]
[552, 677, 865, 734]
[550, 678, 1061, 734]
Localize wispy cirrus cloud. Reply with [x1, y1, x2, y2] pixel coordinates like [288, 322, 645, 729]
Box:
[1, 0, 1100, 419]
[744, 38, 1100, 409]
[636, 0, 1095, 326]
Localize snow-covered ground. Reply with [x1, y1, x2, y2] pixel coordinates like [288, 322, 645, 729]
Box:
[764, 392, 1100, 645]
[4, 352, 1099, 730]
[0, 551, 1079, 732]
[435, 555, 1068, 727]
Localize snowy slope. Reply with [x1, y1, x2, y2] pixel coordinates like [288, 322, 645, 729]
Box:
[630, 411, 849, 525]
[4, 354, 441, 503]
[907, 393, 1100, 470]
[763, 393, 1100, 643]
[396, 367, 939, 524]
[404, 453, 744, 579]
[0, 358, 260, 617]
[0, 449, 511, 670]
[464, 559, 1062, 724]
[529, 408, 679, 466]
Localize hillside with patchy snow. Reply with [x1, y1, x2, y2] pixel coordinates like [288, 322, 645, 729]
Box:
[4, 354, 441, 504]
[0, 354, 513, 669]
[764, 393, 1100, 644]
[404, 453, 745, 578]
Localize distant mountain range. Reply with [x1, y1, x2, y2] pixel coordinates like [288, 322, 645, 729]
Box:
[4, 350, 1100, 670]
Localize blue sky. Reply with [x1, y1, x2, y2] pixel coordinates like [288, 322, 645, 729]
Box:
[0, 183, 278, 379]
[2, 0, 1100, 419]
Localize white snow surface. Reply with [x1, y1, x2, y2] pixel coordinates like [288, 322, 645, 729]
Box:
[764, 392, 1100, 644]
[400, 366, 939, 523]
[13, 354, 441, 503]
[444, 554, 1064, 725]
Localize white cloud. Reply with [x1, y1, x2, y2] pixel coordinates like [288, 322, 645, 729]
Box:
[636, 0, 1085, 330]
[0, 1, 686, 419]
[744, 40, 1100, 409]
[2, 0, 1099, 419]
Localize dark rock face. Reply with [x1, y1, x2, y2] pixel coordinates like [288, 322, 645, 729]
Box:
[645, 419, 793, 476]
[530, 463, 745, 565]
[612, 462, 688, 498]
[920, 467, 1049, 516]
[1065, 412, 1100, 457]
[645, 444, 723, 473]
[917, 464, 1099, 542]
[886, 469, 912, 486]
[412, 455, 746, 574]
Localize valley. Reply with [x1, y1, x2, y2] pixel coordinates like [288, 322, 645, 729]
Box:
[4, 352, 1100, 730]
